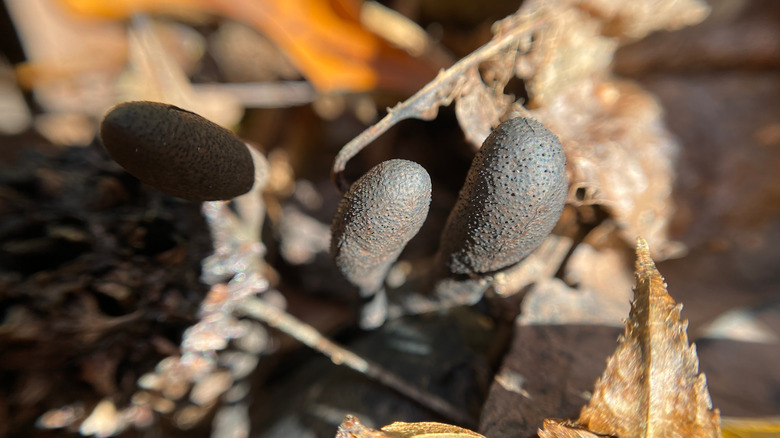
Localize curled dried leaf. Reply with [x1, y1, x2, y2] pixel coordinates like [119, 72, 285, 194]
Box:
[517, 0, 709, 257]
[454, 56, 518, 148]
[533, 80, 682, 258]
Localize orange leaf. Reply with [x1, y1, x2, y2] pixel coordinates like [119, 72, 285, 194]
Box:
[58, 0, 438, 93]
[210, 0, 437, 93]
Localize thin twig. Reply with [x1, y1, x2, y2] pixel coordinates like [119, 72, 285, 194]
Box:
[237, 296, 477, 429]
[192, 82, 317, 108]
[331, 12, 545, 191]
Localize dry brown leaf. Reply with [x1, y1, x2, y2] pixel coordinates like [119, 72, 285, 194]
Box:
[516, 0, 708, 258]
[381, 421, 486, 438]
[513, 4, 617, 107]
[533, 78, 682, 259]
[9, 0, 227, 144]
[336, 415, 485, 438]
[579, 0, 710, 40]
[8, 0, 125, 115]
[516, 0, 708, 106]
[539, 238, 722, 438]
[453, 49, 519, 147]
[518, 233, 634, 327]
[121, 16, 243, 128]
[453, 67, 515, 148]
[538, 419, 600, 438]
[337, 416, 393, 438]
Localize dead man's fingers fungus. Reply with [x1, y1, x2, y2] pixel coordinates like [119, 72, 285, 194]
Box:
[100, 101, 261, 202]
[331, 159, 432, 296]
[438, 117, 568, 275]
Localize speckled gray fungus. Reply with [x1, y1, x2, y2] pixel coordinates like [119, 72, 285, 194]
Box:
[100, 101, 255, 201]
[331, 159, 432, 295]
[438, 117, 567, 275]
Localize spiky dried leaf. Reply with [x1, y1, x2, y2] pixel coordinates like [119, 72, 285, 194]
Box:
[540, 238, 722, 437]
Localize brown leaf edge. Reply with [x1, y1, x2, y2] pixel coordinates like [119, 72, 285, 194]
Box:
[540, 237, 722, 438]
[336, 415, 485, 438]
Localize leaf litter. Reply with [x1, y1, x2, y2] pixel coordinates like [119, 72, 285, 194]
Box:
[338, 239, 723, 438]
[4, 0, 779, 437]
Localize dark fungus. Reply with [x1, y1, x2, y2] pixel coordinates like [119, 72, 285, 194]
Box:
[331, 159, 432, 296]
[100, 101, 256, 201]
[437, 117, 568, 275]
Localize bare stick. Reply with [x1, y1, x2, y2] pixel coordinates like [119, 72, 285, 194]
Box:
[237, 296, 477, 428]
[192, 82, 317, 108]
[331, 13, 545, 191]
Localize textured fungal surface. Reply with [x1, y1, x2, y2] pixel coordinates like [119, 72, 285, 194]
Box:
[438, 117, 568, 275]
[331, 159, 432, 295]
[100, 101, 255, 201]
